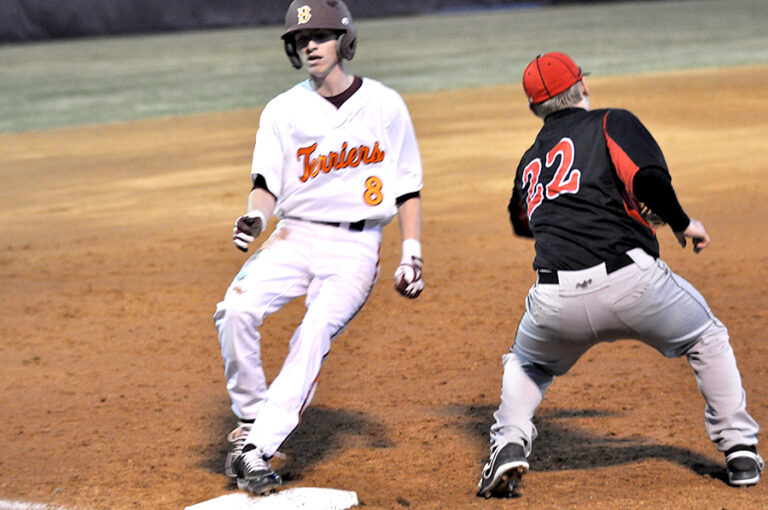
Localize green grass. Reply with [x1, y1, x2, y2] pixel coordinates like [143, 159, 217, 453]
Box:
[1, 0, 767, 133]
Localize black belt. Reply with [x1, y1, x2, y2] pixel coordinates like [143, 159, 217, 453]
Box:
[291, 218, 367, 231]
[324, 220, 366, 231]
[537, 253, 634, 284]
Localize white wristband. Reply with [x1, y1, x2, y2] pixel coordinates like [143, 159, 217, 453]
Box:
[245, 209, 267, 225]
[401, 238, 422, 263]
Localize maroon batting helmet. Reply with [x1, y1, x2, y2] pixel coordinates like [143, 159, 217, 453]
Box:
[282, 0, 357, 69]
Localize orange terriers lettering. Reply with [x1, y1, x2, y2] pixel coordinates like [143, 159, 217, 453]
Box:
[297, 142, 385, 182]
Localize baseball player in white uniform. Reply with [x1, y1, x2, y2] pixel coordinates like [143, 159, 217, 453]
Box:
[213, 0, 425, 496]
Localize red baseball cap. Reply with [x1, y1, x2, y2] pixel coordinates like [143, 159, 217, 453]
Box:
[522, 52, 587, 105]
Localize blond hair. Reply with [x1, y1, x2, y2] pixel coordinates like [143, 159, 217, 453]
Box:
[531, 81, 584, 119]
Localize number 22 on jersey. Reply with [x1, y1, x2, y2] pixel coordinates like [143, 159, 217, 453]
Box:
[521, 137, 582, 219]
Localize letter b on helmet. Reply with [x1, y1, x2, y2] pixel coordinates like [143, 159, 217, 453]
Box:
[282, 0, 357, 69]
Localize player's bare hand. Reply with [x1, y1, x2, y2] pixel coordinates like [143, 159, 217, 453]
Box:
[394, 256, 424, 298]
[674, 218, 710, 254]
[233, 211, 265, 252]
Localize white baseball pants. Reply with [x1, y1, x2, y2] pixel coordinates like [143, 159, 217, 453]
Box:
[214, 218, 381, 457]
[491, 248, 759, 456]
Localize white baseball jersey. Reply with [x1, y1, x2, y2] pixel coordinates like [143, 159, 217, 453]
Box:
[251, 77, 423, 223]
[216, 76, 424, 458]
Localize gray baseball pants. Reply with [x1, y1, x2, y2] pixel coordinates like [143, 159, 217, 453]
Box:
[490, 248, 759, 456]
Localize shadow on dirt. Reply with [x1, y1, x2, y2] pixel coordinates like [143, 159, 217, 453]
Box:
[202, 406, 392, 482]
[452, 403, 726, 483]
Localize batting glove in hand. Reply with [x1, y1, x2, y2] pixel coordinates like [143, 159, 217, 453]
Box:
[394, 256, 424, 298]
[394, 239, 424, 298]
[674, 218, 710, 254]
[233, 211, 265, 252]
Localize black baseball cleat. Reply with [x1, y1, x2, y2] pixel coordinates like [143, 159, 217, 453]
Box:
[477, 442, 529, 498]
[725, 445, 764, 487]
[234, 445, 283, 495]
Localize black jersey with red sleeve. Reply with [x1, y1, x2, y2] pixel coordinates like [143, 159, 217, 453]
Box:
[510, 107, 668, 271]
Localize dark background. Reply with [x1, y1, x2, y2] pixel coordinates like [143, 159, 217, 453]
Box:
[1, 0, 649, 42]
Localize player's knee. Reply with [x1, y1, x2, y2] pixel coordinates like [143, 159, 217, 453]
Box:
[688, 319, 730, 357]
[215, 299, 264, 334]
[215, 301, 239, 326]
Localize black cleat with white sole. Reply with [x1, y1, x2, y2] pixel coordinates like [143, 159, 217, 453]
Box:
[477, 442, 529, 498]
[725, 445, 764, 487]
[224, 422, 253, 479]
[234, 445, 283, 495]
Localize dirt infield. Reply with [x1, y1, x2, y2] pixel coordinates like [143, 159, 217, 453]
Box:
[2, 66, 767, 509]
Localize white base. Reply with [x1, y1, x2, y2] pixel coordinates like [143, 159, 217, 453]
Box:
[0, 502, 69, 510]
[185, 488, 359, 510]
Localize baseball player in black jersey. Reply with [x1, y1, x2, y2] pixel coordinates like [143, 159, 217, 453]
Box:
[477, 52, 762, 498]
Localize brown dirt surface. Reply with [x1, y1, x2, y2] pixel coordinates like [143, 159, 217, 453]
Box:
[2, 65, 767, 509]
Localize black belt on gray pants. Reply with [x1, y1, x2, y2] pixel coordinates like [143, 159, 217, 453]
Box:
[537, 253, 635, 284]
